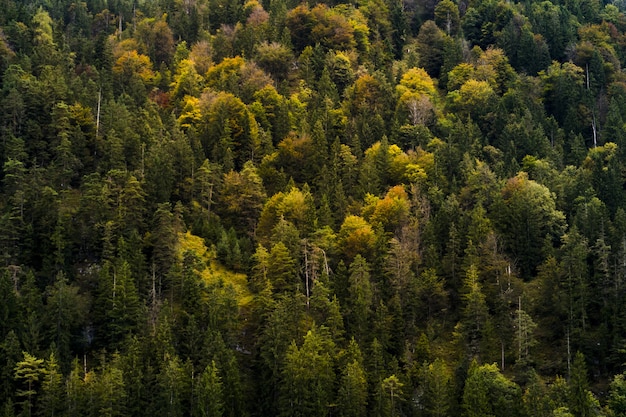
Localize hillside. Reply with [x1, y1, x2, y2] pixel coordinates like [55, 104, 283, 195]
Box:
[2, 0, 626, 415]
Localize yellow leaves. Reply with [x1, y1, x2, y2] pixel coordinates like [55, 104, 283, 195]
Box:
[177, 95, 201, 129]
[112, 38, 140, 59]
[177, 231, 253, 307]
[338, 215, 376, 260]
[363, 140, 416, 184]
[32, 8, 55, 46]
[446, 47, 514, 93]
[205, 56, 245, 87]
[447, 79, 495, 116]
[178, 230, 209, 261]
[170, 59, 203, 101]
[351, 74, 381, 107]
[447, 63, 476, 91]
[458, 79, 495, 104]
[396, 68, 438, 127]
[112, 50, 155, 84]
[362, 185, 410, 231]
[364, 141, 403, 159]
[397, 67, 437, 99]
[349, 15, 370, 53]
[257, 186, 311, 237]
[277, 187, 308, 224]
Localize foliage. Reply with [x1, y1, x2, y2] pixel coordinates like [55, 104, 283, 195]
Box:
[2, 0, 626, 415]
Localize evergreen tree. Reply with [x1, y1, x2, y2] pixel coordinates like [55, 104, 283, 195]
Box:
[194, 361, 223, 417]
[13, 352, 44, 417]
[279, 327, 335, 417]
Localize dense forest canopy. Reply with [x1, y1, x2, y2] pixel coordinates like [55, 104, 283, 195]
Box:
[4, 0, 626, 415]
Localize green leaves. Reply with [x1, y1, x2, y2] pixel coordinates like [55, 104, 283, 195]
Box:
[462, 361, 523, 417]
[280, 327, 336, 417]
[492, 172, 565, 278]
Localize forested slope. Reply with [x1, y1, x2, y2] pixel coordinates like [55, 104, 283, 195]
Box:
[2, 0, 626, 415]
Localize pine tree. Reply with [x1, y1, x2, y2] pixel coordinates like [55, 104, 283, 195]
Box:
[193, 361, 223, 417]
[279, 327, 335, 417]
[14, 352, 44, 417]
[568, 352, 599, 417]
[36, 352, 64, 417]
[336, 360, 367, 417]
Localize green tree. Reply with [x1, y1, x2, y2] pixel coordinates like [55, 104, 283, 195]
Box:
[43, 272, 88, 369]
[462, 361, 523, 417]
[14, 352, 44, 417]
[347, 255, 373, 342]
[492, 172, 565, 278]
[92, 354, 127, 417]
[94, 260, 142, 351]
[194, 361, 223, 417]
[568, 352, 600, 417]
[523, 369, 552, 417]
[434, 0, 460, 36]
[539, 61, 585, 134]
[381, 375, 404, 417]
[416, 21, 446, 78]
[458, 265, 489, 359]
[267, 242, 298, 294]
[219, 161, 267, 234]
[36, 352, 64, 417]
[279, 327, 335, 417]
[420, 359, 453, 417]
[336, 360, 368, 417]
[154, 354, 188, 417]
[608, 373, 626, 417]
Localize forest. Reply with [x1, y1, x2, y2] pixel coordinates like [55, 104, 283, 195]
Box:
[3, 0, 626, 415]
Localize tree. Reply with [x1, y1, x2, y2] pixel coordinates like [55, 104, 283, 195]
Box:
[539, 62, 585, 134]
[462, 361, 523, 417]
[43, 272, 88, 369]
[336, 360, 368, 417]
[279, 327, 335, 417]
[447, 79, 497, 122]
[194, 361, 223, 417]
[93, 260, 142, 351]
[416, 21, 446, 78]
[92, 354, 127, 417]
[381, 375, 404, 417]
[458, 265, 489, 359]
[522, 369, 552, 417]
[219, 161, 266, 234]
[252, 85, 290, 147]
[434, 0, 460, 36]
[420, 359, 453, 417]
[514, 302, 537, 367]
[267, 242, 298, 293]
[170, 59, 203, 102]
[347, 255, 374, 342]
[112, 50, 155, 102]
[13, 352, 44, 417]
[608, 372, 626, 417]
[36, 352, 64, 417]
[200, 91, 259, 170]
[568, 352, 600, 417]
[492, 172, 565, 278]
[255, 42, 293, 82]
[338, 216, 376, 261]
[154, 354, 187, 417]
